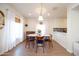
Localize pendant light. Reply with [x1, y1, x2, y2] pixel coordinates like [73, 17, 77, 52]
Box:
[38, 3, 44, 21]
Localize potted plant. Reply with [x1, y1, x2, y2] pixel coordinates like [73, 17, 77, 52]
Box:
[37, 29, 41, 35]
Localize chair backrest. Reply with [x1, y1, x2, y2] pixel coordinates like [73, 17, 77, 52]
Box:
[26, 31, 35, 35]
[36, 36, 44, 40]
[44, 36, 50, 39]
[36, 36, 44, 44]
[29, 37, 35, 41]
[26, 31, 35, 40]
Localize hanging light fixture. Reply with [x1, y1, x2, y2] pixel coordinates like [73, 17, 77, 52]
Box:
[38, 3, 44, 21]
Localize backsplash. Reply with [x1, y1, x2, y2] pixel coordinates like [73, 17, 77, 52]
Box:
[53, 28, 67, 33]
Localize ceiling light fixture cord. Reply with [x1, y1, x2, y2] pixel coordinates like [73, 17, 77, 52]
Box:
[38, 2, 44, 21]
[40, 3, 42, 16]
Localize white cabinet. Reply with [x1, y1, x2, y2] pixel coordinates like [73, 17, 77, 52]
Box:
[53, 32, 67, 49]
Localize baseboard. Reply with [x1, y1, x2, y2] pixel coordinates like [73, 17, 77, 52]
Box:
[66, 49, 73, 54]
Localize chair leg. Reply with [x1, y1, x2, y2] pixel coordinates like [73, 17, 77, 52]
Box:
[43, 41, 45, 53]
[25, 40, 28, 48]
[28, 41, 30, 48]
[35, 40, 37, 53]
[25, 40, 27, 48]
[33, 42, 34, 48]
[36, 46, 37, 53]
[51, 41, 53, 48]
[33, 41, 35, 48]
[49, 42, 51, 48]
[43, 47, 44, 53]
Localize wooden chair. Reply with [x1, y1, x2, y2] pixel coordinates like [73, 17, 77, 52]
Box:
[44, 34, 53, 48]
[35, 36, 45, 53]
[25, 31, 35, 48]
[25, 33, 29, 48]
[28, 36, 35, 48]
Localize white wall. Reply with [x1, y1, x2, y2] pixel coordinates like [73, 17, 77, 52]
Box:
[0, 4, 24, 55]
[67, 7, 79, 53]
[24, 18, 67, 34]
[24, 19, 38, 31]
[53, 18, 67, 28]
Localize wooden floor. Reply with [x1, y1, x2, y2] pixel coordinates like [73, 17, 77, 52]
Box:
[1, 40, 72, 56]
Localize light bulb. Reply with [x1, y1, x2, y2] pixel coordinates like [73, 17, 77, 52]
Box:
[38, 15, 43, 21]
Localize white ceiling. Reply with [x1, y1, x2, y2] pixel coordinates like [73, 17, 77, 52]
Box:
[10, 3, 74, 19]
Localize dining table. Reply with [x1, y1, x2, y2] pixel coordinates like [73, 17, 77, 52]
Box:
[26, 33, 53, 53]
[27, 34, 50, 37]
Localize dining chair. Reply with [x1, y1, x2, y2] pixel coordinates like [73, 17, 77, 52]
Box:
[35, 36, 45, 53]
[28, 36, 35, 48]
[44, 34, 53, 48]
[25, 36, 35, 48]
[25, 31, 35, 48]
[25, 33, 29, 48]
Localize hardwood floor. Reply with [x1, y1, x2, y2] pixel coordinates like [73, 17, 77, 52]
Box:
[1, 40, 72, 56]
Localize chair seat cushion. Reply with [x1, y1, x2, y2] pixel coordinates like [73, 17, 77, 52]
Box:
[29, 37, 35, 41]
[37, 40, 43, 44]
[37, 44, 43, 46]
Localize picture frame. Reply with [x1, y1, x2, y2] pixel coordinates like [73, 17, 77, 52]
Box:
[0, 10, 5, 29]
[15, 16, 21, 23]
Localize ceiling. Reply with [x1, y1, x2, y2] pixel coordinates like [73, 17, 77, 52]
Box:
[10, 3, 74, 19]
